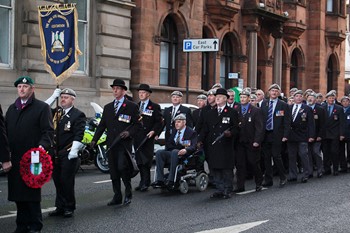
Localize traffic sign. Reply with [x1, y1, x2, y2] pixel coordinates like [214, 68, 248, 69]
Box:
[183, 38, 219, 52]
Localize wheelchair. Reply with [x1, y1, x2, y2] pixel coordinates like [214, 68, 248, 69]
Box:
[153, 150, 209, 194]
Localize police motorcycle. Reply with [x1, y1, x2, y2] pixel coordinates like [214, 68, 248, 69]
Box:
[78, 102, 109, 173]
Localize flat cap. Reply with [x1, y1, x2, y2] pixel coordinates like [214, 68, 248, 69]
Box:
[174, 113, 186, 121]
[316, 93, 323, 98]
[211, 83, 222, 89]
[307, 92, 317, 98]
[293, 90, 303, 96]
[207, 89, 216, 95]
[197, 94, 207, 100]
[250, 94, 257, 99]
[240, 90, 251, 96]
[289, 87, 298, 93]
[325, 91, 336, 98]
[171, 91, 183, 97]
[61, 88, 77, 97]
[242, 87, 252, 93]
[14, 76, 34, 87]
[268, 83, 281, 91]
[215, 88, 229, 98]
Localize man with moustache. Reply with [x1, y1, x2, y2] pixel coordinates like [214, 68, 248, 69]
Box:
[6, 76, 53, 233]
[134, 84, 162, 192]
[91, 79, 141, 206]
[45, 88, 86, 218]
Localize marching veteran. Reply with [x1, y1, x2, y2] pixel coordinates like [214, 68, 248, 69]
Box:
[45, 88, 86, 218]
[5, 76, 53, 233]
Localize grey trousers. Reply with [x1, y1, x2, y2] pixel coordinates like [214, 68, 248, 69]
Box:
[308, 141, 323, 175]
[288, 142, 310, 179]
[155, 149, 179, 182]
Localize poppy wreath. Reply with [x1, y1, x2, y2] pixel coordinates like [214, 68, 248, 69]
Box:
[20, 147, 53, 189]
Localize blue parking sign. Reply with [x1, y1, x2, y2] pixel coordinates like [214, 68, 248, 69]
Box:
[184, 41, 192, 51]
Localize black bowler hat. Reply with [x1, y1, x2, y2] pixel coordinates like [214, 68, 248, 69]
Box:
[215, 88, 229, 98]
[110, 79, 127, 90]
[137, 83, 152, 93]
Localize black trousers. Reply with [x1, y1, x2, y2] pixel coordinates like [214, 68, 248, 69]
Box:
[339, 139, 350, 171]
[323, 139, 340, 173]
[15, 201, 42, 232]
[211, 168, 233, 194]
[262, 138, 287, 184]
[236, 142, 263, 189]
[135, 138, 154, 187]
[52, 154, 78, 211]
[109, 147, 132, 201]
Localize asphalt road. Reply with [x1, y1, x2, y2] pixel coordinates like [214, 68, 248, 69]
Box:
[1, 165, 350, 233]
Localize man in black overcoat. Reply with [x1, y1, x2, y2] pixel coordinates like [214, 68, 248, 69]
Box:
[134, 84, 163, 192]
[92, 79, 141, 206]
[0, 104, 12, 172]
[5, 76, 53, 233]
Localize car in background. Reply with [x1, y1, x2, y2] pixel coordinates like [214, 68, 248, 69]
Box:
[154, 103, 198, 153]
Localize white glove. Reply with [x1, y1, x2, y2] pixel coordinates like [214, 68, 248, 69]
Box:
[45, 88, 61, 106]
[68, 141, 84, 160]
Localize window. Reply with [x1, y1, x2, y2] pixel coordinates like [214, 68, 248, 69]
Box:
[220, 35, 233, 89]
[0, 0, 13, 67]
[327, 0, 334, 12]
[65, 0, 89, 74]
[290, 50, 299, 89]
[160, 16, 178, 86]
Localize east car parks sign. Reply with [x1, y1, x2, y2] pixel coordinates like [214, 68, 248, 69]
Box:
[183, 39, 219, 52]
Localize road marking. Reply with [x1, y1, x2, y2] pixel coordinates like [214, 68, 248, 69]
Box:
[94, 179, 111, 184]
[235, 187, 268, 195]
[195, 220, 269, 233]
[0, 207, 56, 219]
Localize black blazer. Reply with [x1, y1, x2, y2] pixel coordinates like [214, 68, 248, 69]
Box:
[53, 106, 86, 152]
[261, 99, 291, 142]
[0, 105, 10, 163]
[344, 107, 350, 139]
[322, 104, 345, 139]
[163, 104, 193, 141]
[137, 100, 163, 136]
[288, 104, 315, 142]
[238, 104, 264, 144]
[311, 104, 326, 139]
[165, 126, 197, 156]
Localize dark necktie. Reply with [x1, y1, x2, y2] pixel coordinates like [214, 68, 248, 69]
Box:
[114, 100, 119, 115]
[328, 106, 332, 117]
[218, 108, 222, 116]
[175, 130, 181, 144]
[242, 107, 247, 116]
[266, 101, 273, 130]
[171, 107, 176, 121]
[292, 105, 298, 122]
[140, 102, 145, 113]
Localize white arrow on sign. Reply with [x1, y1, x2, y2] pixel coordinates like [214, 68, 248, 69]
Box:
[195, 220, 269, 233]
[183, 39, 219, 52]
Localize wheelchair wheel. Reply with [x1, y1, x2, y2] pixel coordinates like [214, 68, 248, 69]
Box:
[195, 173, 209, 192]
[179, 180, 189, 194]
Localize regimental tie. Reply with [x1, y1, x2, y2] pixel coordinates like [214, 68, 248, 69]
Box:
[266, 101, 273, 130]
[218, 108, 222, 116]
[114, 100, 120, 115]
[171, 107, 176, 122]
[140, 102, 145, 113]
[175, 130, 181, 144]
[292, 104, 299, 122]
[242, 107, 247, 116]
[328, 105, 332, 117]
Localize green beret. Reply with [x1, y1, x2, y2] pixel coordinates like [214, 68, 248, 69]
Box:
[14, 76, 34, 87]
[61, 88, 77, 97]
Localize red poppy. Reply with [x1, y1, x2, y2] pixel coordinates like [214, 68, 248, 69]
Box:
[224, 109, 228, 112]
[148, 106, 152, 110]
[20, 147, 53, 189]
[122, 103, 126, 107]
[333, 109, 337, 113]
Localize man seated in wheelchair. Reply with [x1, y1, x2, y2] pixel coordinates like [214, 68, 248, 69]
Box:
[152, 114, 198, 190]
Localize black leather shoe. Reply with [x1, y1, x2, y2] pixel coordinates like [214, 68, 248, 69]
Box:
[107, 198, 122, 206]
[279, 179, 287, 187]
[63, 210, 74, 218]
[166, 181, 175, 190]
[308, 174, 314, 178]
[210, 192, 223, 199]
[135, 186, 141, 191]
[48, 208, 64, 217]
[222, 193, 232, 199]
[151, 181, 165, 188]
[301, 177, 308, 183]
[233, 187, 245, 193]
[324, 171, 331, 175]
[287, 178, 297, 182]
[255, 185, 263, 192]
[262, 182, 273, 187]
[333, 171, 339, 176]
[123, 196, 131, 205]
[317, 172, 323, 178]
[140, 185, 149, 192]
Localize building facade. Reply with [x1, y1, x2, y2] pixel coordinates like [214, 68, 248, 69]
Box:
[0, 0, 347, 115]
[131, 0, 347, 103]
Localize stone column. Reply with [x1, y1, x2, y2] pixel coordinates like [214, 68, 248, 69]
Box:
[247, 25, 259, 88]
[272, 23, 283, 86]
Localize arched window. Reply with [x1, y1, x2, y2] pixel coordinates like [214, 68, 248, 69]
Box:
[159, 16, 178, 86]
[220, 35, 233, 89]
[290, 50, 299, 89]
